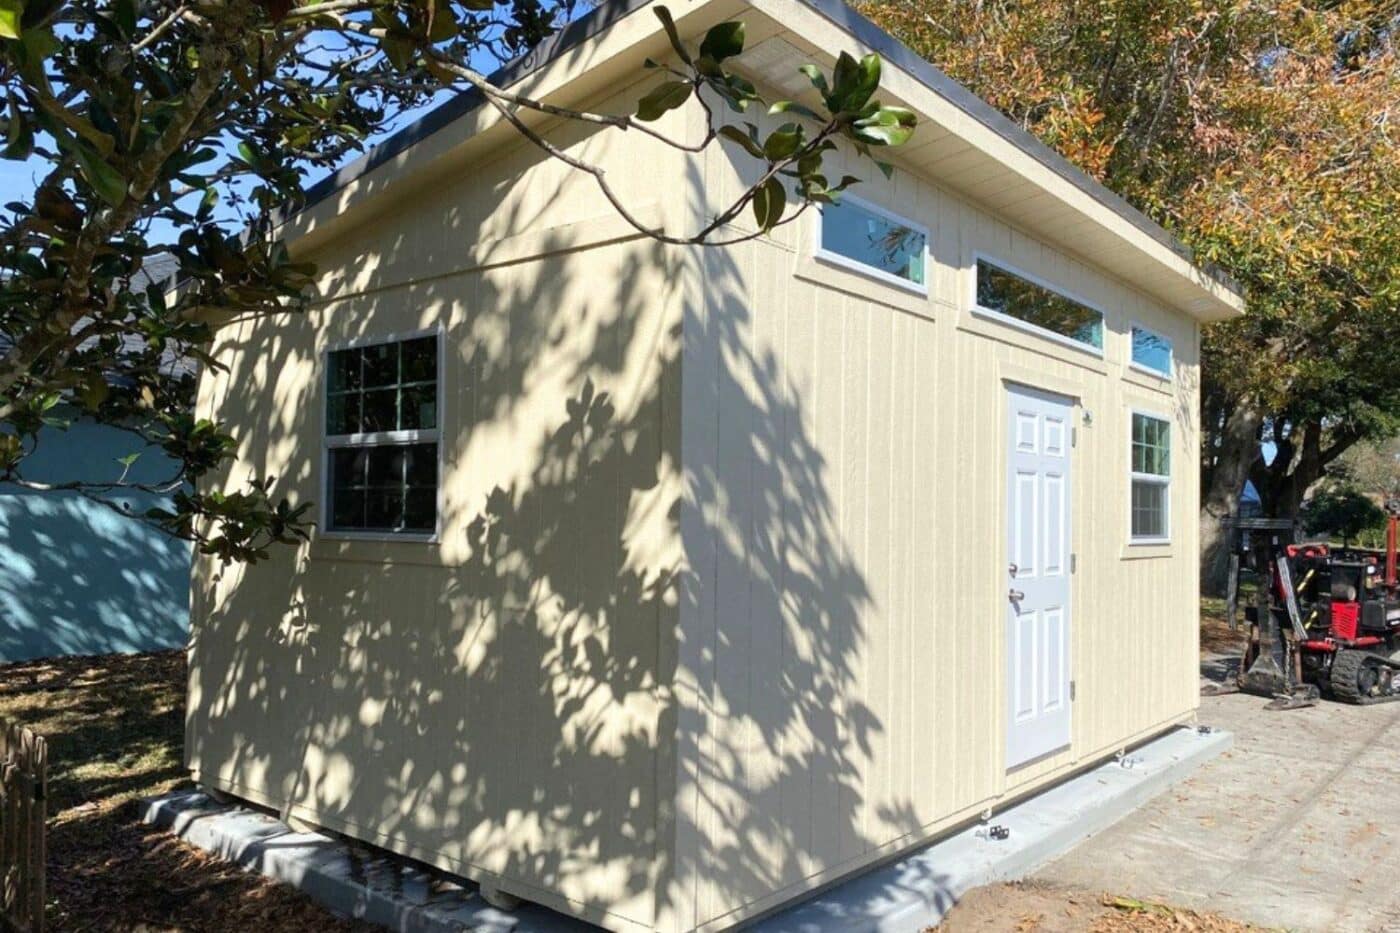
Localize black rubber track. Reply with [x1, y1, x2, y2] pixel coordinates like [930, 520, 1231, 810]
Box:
[1329, 649, 1400, 705]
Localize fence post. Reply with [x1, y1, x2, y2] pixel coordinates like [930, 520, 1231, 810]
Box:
[0, 719, 46, 933]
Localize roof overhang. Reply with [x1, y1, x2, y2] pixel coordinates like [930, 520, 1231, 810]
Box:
[282, 0, 1244, 323]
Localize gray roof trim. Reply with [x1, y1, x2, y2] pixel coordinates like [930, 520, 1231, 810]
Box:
[799, 0, 1228, 278]
[300, 0, 656, 210]
[297, 0, 1239, 297]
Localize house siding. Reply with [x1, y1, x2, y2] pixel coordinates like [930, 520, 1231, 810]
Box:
[668, 94, 1201, 930]
[188, 79, 690, 931]
[190, 51, 1206, 933]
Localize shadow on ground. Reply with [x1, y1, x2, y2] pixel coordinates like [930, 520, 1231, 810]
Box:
[0, 650, 371, 931]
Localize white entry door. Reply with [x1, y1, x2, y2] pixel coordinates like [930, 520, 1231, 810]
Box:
[1005, 384, 1073, 769]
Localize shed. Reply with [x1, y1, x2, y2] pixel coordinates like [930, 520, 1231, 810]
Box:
[185, 0, 1245, 929]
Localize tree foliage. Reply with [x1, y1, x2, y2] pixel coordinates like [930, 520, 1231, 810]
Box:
[1301, 484, 1387, 547]
[0, 0, 915, 561]
[863, 0, 1400, 581]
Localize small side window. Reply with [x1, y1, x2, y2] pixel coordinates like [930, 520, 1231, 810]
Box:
[1131, 326, 1173, 376]
[325, 334, 439, 536]
[1130, 412, 1170, 542]
[816, 197, 927, 288]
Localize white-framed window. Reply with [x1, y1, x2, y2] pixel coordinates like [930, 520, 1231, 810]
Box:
[1130, 324, 1173, 376]
[322, 329, 441, 538]
[1130, 411, 1171, 543]
[973, 256, 1105, 353]
[814, 194, 928, 292]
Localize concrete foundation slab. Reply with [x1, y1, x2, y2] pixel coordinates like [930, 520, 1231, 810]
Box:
[140, 724, 1228, 933]
[751, 724, 1231, 933]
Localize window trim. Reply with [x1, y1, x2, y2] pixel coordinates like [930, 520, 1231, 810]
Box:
[1129, 322, 1174, 379]
[969, 252, 1107, 359]
[812, 193, 930, 295]
[1128, 408, 1172, 546]
[319, 324, 445, 543]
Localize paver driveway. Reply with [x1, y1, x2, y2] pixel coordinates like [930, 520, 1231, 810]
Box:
[1037, 657, 1400, 932]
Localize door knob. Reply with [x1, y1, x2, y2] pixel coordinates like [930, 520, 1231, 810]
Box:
[1008, 589, 1025, 602]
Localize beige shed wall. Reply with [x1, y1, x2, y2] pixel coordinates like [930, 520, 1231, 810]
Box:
[188, 80, 690, 932]
[668, 106, 1202, 931]
[189, 59, 1210, 933]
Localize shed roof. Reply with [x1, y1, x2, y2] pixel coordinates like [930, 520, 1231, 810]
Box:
[286, 0, 1245, 322]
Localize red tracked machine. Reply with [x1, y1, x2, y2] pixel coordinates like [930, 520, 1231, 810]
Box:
[1218, 500, 1400, 709]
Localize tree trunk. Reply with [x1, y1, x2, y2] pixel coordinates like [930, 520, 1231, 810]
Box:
[1200, 397, 1263, 595]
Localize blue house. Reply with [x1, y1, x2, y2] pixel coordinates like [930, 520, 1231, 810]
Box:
[0, 256, 191, 664]
[0, 410, 190, 663]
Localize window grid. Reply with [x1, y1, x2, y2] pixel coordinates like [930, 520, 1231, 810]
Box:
[324, 334, 439, 537]
[1130, 412, 1171, 542]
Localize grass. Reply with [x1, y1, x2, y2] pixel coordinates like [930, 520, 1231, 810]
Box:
[0, 650, 372, 932]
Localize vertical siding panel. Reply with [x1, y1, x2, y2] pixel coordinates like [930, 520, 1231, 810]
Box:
[839, 295, 871, 862]
[863, 301, 894, 847]
[709, 238, 756, 918]
[807, 283, 845, 870]
[748, 243, 786, 882]
[780, 279, 817, 882]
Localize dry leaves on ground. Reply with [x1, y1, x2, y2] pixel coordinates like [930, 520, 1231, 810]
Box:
[0, 650, 372, 932]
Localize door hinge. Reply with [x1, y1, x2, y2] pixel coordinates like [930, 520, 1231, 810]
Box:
[1070, 680, 1076, 701]
[1071, 426, 1078, 448]
[1070, 553, 1077, 574]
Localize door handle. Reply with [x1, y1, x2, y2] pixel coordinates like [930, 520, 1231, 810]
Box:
[1009, 563, 1018, 578]
[1008, 589, 1025, 603]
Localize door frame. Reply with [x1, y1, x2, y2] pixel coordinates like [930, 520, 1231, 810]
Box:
[1002, 380, 1077, 773]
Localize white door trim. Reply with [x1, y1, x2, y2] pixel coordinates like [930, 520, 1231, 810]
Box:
[1005, 383, 1074, 771]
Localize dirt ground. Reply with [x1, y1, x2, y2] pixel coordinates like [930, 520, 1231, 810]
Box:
[0, 651, 371, 932]
[932, 882, 1273, 932]
[1198, 596, 1247, 657]
[1038, 660, 1400, 931]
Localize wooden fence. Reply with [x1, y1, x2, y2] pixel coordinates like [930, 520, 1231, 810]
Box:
[0, 721, 45, 933]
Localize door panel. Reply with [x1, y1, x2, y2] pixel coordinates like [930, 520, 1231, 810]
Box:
[1005, 384, 1073, 769]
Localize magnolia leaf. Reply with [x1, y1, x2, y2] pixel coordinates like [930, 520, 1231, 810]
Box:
[80, 375, 109, 411]
[699, 21, 744, 62]
[382, 35, 413, 71]
[113, 0, 136, 37]
[762, 123, 803, 161]
[636, 80, 692, 121]
[717, 123, 765, 159]
[0, 0, 23, 39]
[853, 105, 917, 146]
[829, 52, 881, 113]
[73, 144, 128, 206]
[769, 100, 821, 122]
[752, 177, 786, 231]
[3, 96, 32, 160]
[653, 6, 691, 65]
[798, 63, 829, 98]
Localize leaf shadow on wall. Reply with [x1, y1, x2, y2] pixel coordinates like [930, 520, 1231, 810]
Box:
[184, 143, 937, 929]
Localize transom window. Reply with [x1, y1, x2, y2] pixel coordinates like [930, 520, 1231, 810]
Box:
[1131, 326, 1173, 376]
[324, 334, 439, 535]
[816, 197, 927, 288]
[975, 259, 1104, 351]
[1130, 412, 1171, 542]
